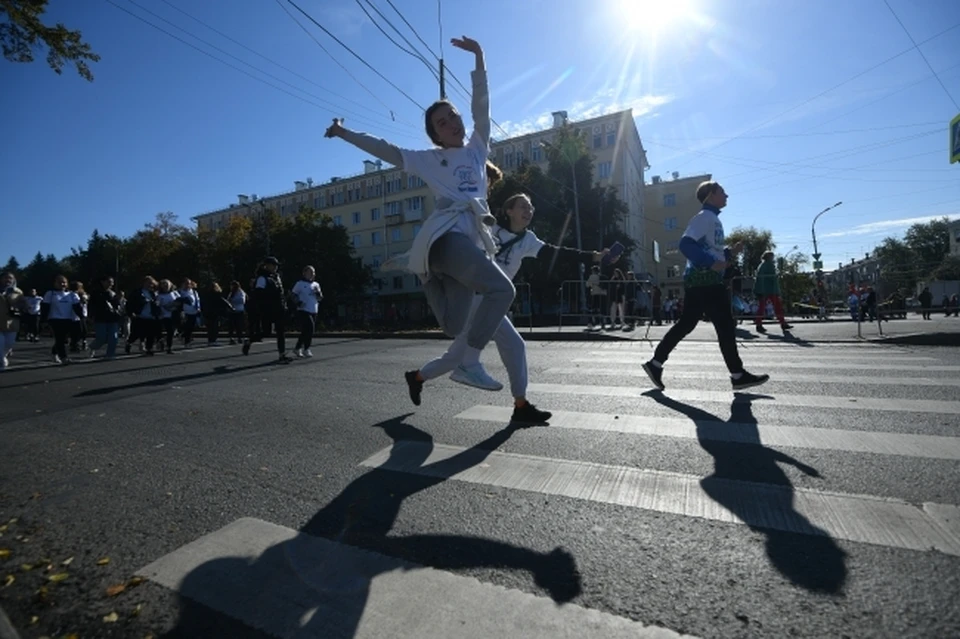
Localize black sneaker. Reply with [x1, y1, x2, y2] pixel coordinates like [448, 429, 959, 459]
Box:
[755, 324, 767, 333]
[277, 354, 292, 364]
[732, 371, 769, 391]
[404, 370, 423, 406]
[125, 342, 132, 354]
[781, 323, 794, 330]
[641, 361, 665, 391]
[242, 340, 251, 355]
[511, 402, 552, 424]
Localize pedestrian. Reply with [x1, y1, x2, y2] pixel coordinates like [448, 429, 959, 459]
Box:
[0, 272, 24, 370]
[156, 279, 180, 354]
[41, 275, 82, 365]
[178, 279, 201, 347]
[324, 36, 514, 374]
[642, 181, 769, 391]
[22, 288, 42, 343]
[586, 265, 606, 329]
[202, 282, 231, 345]
[406, 190, 606, 423]
[68, 281, 88, 352]
[88, 275, 121, 360]
[753, 251, 792, 333]
[116, 291, 130, 339]
[242, 257, 291, 363]
[291, 266, 323, 358]
[226, 281, 247, 345]
[918, 287, 933, 320]
[125, 276, 161, 356]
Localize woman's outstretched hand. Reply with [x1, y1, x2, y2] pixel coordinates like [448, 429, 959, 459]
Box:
[325, 118, 345, 139]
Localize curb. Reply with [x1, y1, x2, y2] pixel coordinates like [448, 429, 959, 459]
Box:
[0, 606, 21, 639]
[866, 332, 960, 347]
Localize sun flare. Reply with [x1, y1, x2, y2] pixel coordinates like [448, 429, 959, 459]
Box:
[619, 0, 695, 34]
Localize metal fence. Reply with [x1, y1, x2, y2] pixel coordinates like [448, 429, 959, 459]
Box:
[557, 278, 655, 331]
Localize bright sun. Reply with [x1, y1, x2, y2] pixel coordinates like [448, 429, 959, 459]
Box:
[620, 0, 694, 34]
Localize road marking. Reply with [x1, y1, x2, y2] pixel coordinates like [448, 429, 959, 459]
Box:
[454, 406, 960, 460]
[360, 445, 960, 556]
[545, 367, 960, 387]
[582, 350, 938, 362]
[527, 383, 960, 415]
[138, 517, 690, 639]
[570, 357, 960, 372]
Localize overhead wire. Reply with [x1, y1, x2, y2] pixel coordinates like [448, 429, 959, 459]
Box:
[104, 0, 418, 139]
[883, 0, 960, 110]
[353, 0, 439, 81]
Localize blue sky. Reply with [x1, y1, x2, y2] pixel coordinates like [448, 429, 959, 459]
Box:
[2, 0, 958, 273]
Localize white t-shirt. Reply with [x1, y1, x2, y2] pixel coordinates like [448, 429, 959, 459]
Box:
[492, 225, 546, 280]
[229, 290, 246, 312]
[136, 289, 157, 320]
[400, 129, 489, 244]
[179, 288, 200, 315]
[43, 290, 81, 320]
[157, 291, 180, 319]
[291, 280, 323, 314]
[682, 208, 725, 266]
[25, 295, 42, 315]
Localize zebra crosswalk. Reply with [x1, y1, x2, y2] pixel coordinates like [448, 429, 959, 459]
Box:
[139, 341, 960, 638]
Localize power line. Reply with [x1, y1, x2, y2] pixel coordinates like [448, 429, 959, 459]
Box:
[353, 0, 439, 81]
[119, 0, 413, 135]
[282, 0, 423, 110]
[156, 0, 399, 122]
[882, 0, 960, 110]
[672, 20, 960, 169]
[651, 121, 943, 141]
[104, 0, 417, 139]
[384, 0, 440, 59]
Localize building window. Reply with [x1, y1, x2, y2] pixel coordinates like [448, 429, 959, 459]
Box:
[386, 201, 400, 215]
[407, 196, 423, 211]
[352, 211, 361, 224]
[516, 151, 524, 165]
[335, 192, 344, 205]
[391, 227, 402, 241]
[667, 240, 680, 252]
[505, 152, 515, 168]
[371, 231, 382, 245]
[667, 266, 679, 278]
[407, 175, 424, 189]
[598, 161, 612, 179]
[371, 208, 381, 221]
[352, 234, 361, 247]
[664, 217, 678, 231]
[393, 276, 404, 290]
[412, 224, 422, 237]
[371, 256, 381, 269]
[414, 275, 422, 287]
[606, 131, 615, 146]
[332, 215, 342, 226]
[663, 193, 676, 207]
[314, 195, 323, 209]
[531, 145, 542, 162]
[593, 134, 602, 149]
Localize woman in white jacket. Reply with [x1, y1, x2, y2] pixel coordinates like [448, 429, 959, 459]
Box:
[325, 35, 513, 390]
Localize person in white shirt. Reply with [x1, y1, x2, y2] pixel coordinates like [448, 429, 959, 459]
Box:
[69, 281, 88, 352]
[0, 272, 23, 370]
[125, 276, 161, 356]
[407, 191, 606, 424]
[178, 279, 201, 347]
[226, 281, 247, 345]
[325, 36, 514, 390]
[41, 275, 83, 365]
[156, 279, 181, 354]
[22, 288, 42, 343]
[242, 257, 291, 363]
[291, 266, 323, 357]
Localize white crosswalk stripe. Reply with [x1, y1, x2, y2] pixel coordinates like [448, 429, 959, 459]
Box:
[546, 368, 960, 387]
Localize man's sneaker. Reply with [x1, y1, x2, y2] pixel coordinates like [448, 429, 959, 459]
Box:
[781, 323, 794, 330]
[755, 325, 767, 333]
[278, 353, 292, 364]
[294, 348, 303, 358]
[641, 361, 665, 391]
[125, 342, 132, 355]
[405, 370, 423, 406]
[732, 371, 770, 391]
[242, 340, 251, 355]
[304, 349, 313, 358]
[53, 355, 61, 365]
[450, 364, 503, 391]
[88, 348, 97, 359]
[512, 402, 552, 424]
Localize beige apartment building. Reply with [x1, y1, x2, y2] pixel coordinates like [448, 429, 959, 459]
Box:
[192, 108, 650, 315]
[643, 172, 711, 299]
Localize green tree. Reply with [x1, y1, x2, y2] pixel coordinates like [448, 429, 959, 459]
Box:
[2, 255, 19, 274]
[874, 237, 918, 294]
[725, 226, 775, 277]
[1, 0, 99, 80]
[903, 217, 951, 277]
[931, 254, 960, 281]
[19, 251, 63, 293]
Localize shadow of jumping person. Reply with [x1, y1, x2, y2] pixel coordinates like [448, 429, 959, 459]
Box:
[161, 414, 582, 638]
[643, 391, 847, 595]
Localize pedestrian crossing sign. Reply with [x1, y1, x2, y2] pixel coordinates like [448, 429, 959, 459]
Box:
[951, 112, 960, 164]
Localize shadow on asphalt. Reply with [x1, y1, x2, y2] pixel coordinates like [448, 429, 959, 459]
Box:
[161, 415, 582, 638]
[643, 390, 848, 595]
[73, 361, 284, 397]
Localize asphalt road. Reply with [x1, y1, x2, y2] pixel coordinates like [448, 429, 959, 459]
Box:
[1, 336, 958, 638]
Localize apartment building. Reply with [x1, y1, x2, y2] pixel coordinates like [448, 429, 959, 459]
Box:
[191, 108, 650, 316]
[642, 172, 712, 298]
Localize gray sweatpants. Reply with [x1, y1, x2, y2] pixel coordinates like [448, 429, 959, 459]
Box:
[424, 232, 515, 349]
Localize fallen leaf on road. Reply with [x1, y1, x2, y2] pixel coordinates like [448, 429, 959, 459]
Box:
[106, 583, 126, 597]
[48, 572, 69, 582]
[90, 468, 99, 473]
[0, 524, 7, 533]
[98, 413, 106, 417]
[7, 518, 16, 525]
[30, 492, 42, 500]
[131, 603, 143, 617]
[3, 575, 14, 587]
[0, 549, 9, 558]
[103, 612, 119, 623]
[21, 563, 34, 571]
[97, 557, 110, 566]
[66, 634, 79, 639]
[35, 586, 48, 600]
[128, 576, 145, 587]
[29, 616, 38, 625]
[62, 556, 74, 566]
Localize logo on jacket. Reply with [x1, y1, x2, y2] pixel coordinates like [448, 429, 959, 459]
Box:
[455, 165, 479, 193]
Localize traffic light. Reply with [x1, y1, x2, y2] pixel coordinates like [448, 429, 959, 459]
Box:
[815, 269, 824, 281]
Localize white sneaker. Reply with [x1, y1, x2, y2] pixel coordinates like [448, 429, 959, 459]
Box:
[304, 349, 313, 358]
[53, 355, 62, 364]
[294, 348, 303, 358]
[450, 364, 503, 391]
[0, 355, 8, 370]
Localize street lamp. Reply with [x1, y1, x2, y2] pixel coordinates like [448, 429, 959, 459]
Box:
[812, 201, 842, 292]
[541, 139, 586, 314]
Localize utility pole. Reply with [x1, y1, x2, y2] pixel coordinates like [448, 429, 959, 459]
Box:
[439, 59, 446, 100]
